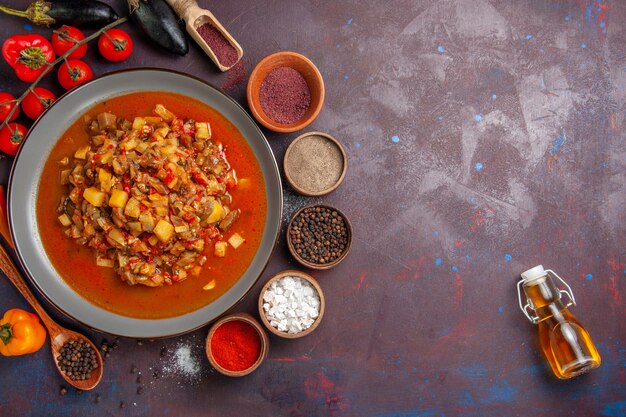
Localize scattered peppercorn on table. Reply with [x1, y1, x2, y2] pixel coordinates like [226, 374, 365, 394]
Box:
[0, 1, 623, 416]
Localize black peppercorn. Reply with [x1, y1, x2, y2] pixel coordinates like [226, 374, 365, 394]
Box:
[56, 339, 98, 381]
[290, 206, 349, 265]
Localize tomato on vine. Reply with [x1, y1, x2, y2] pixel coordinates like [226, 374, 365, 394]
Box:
[0, 123, 28, 156]
[57, 59, 93, 90]
[51, 26, 87, 60]
[98, 29, 133, 62]
[0, 93, 19, 122]
[22, 88, 56, 120]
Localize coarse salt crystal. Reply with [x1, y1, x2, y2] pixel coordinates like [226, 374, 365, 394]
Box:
[262, 276, 321, 334]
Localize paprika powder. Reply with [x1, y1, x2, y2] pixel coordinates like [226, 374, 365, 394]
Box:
[210, 319, 261, 372]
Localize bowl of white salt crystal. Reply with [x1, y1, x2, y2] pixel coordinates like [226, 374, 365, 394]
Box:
[258, 270, 325, 338]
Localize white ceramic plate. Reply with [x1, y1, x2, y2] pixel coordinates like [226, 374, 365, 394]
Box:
[8, 69, 282, 338]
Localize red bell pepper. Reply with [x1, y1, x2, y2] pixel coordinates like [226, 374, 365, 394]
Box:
[2, 34, 55, 82]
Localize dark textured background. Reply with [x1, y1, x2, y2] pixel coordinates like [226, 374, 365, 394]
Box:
[0, 1, 624, 416]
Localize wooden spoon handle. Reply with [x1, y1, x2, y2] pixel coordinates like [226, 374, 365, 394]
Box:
[165, 0, 199, 22]
[0, 244, 58, 332]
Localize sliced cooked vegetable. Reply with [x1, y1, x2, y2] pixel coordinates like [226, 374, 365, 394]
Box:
[228, 233, 245, 249]
[58, 105, 238, 287]
[128, 0, 188, 55]
[0, 0, 119, 27]
[214, 241, 227, 257]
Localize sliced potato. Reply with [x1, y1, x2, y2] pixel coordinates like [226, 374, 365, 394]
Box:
[58, 214, 72, 226]
[153, 219, 174, 243]
[96, 256, 114, 268]
[107, 228, 126, 247]
[83, 187, 106, 207]
[214, 241, 227, 257]
[132, 117, 145, 131]
[144, 116, 162, 125]
[109, 189, 129, 208]
[74, 145, 90, 160]
[228, 233, 245, 249]
[124, 197, 141, 218]
[98, 168, 112, 192]
[154, 104, 175, 122]
[195, 122, 211, 140]
[202, 279, 216, 290]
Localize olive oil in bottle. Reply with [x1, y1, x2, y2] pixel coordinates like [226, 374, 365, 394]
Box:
[517, 265, 601, 379]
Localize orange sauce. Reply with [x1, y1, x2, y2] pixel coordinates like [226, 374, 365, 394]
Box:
[36, 92, 267, 319]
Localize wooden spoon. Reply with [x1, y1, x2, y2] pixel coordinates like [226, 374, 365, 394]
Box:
[165, 0, 243, 71]
[0, 243, 103, 390]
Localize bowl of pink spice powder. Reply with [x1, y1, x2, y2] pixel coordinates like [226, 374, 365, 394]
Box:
[247, 51, 325, 133]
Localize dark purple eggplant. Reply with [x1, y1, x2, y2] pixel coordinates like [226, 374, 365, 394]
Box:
[0, 0, 119, 27]
[128, 0, 188, 55]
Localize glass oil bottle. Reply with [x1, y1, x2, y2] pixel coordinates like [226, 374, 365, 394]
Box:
[517, 265, 601, 379]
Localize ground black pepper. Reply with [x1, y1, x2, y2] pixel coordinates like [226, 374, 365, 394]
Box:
[259, 67, 311, 124]
[289, 206, 349, 264]
[285, 134, 344, 194]
[56, 340, 98, 381]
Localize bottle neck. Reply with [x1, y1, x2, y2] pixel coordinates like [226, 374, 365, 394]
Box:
[523, 275, 568, 321]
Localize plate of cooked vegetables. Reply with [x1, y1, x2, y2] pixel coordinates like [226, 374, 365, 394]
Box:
[8, 69, 282, 337]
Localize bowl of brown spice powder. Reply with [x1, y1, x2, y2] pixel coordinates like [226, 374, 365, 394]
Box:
[284, 131, 347, 196]
[247, 51, 325, 133]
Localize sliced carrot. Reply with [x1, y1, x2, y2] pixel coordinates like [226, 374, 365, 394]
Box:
[0, 185, 14, 249]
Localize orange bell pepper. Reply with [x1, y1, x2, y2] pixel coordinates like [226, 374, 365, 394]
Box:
[0, 185, 13, 248]
[0, 309, 46, 356]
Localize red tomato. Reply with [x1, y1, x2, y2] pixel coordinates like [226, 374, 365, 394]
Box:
[0, 123, 27, 155]
[52, 26, 87, 59]
[57, 59, 93, 90]
[0, 92, 19, 122]
[98, 29, 133, 62]
[21, 87, 56, 120]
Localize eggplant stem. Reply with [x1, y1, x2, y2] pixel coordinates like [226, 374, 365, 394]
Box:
[0, 5, 28, 19]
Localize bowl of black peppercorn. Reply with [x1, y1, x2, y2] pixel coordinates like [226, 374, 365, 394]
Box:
[287, 204, 352, 270]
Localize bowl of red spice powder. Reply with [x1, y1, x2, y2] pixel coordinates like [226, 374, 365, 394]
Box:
[247, 51, 325, 133]
[206, 313, 269, 377]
